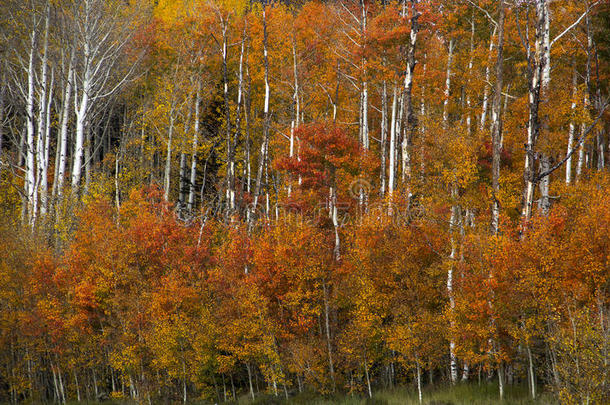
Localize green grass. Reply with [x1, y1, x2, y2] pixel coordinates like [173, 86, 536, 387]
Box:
[224, 384, 555, 405]
[59, 384, 555, 405]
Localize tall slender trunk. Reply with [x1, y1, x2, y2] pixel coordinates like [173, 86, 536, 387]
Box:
[388, 84, 398, 198]
[521, 0, 548, 223]
[25, 28, 37, 223]
[220, 20, 234, 213]
[163, 112, 175, 201]
[360, 0, 369, 150]
[442, 39, 454, 127]
[448, 185, 460, 384]
[36, 5, 50, 216]
[527, 344, 536, 399]
[416, 356, 423, 404]
[54, 53, 74, 199]
[246, 363, 255, 400]
[491, 0, 505, 234]
[188, 84, 201, 213]
[251, 5, 271, 225]
[480, 26, 497, 132]
[363, 352, 372, 399]
[380, 81, 388, 197]
[72, 27, 92, 191]
[322, 281, 336, 392]
[566, 64, 578, 184]
[41, 70, 53, 215]
[401, 0, 419, 203]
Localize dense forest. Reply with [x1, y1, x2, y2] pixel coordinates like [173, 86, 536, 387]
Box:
[0, 0, 609, 403]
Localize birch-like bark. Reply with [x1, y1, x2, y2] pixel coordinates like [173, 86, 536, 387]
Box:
[25, 28, 37, 222]
[401, 0, 419, 202]
[41, 70, 53, 214]
[491, 0, 505, 235]
[188, 84, 201, 213]
[448, 185, 460, 384]
[388, 84, 398, 198]
[380, 81, 388, 197]
[322, 281, 336, 392]
[219, 17, 234, 213]
[442, 39, 454, 128]
[360, 0, 369, 150]
[72, 73, 89, 189]
[163, 112, 175, 201]
[251, 5, 271, 225]
[36, 4, 50, 216]
[54, 53, 74, 199]
[71, 0, 137, 191]
[521, 0, 548, 222]
[566, 65, 578, 184]
[480, 26, 497, 132]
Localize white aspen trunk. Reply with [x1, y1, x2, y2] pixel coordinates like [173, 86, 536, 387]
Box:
[448, 186, 459, 384]
[577, 124, 586, 180]
[360, 0, 369, 150]
[442, 39, 454, 128]
[363, 354, 372, 399]
[251, 6, 271, 224]
[491, 0, 505, 235]
[220, 19, 235, 213]
[527, 344, 536, 399]
[25, 28, 37, 223]
[566, 66, 578, 184]
[323, 281, 336, 392]
[36, 7, 50, 215]
[466, 16, 474, 134]
[41, 70, 53, 215]
[84, 120, 92, 193]
[246, 363, 255, 400]
[541, 0, 551, 90]
[419, 57, 426, 178]
[179, 152, 187, 208]
[416, 357, 423, 404]
[522, 0, 547, 222]
[72, 70, 90, 191]
[235, 25, 246, 204]
[480, 26, 497, 132]
[188, 84, 201, 213]
[380, 81, 388, 197]
[388, 84, 398, 197]
[498, 364, 505, 400]
[538, 154, 550, 214]
[56, 59, 73, 198]
[401, 0, 419, 202]
[74, 370, 81, 402]
[163, 113, 174, 201]
[362, 81, 369, 150]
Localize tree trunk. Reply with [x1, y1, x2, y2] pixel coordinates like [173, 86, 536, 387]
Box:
[380, 81, 388, 197]
[36, 6, 50, 216]
[188, 84, 201, 213]
[401, 0, 419, 203]
[521, 0, 548, 223]
[491, 0, 505, 234]
[323, 281, 336, 392]
[25, 28, 37, 223]
[388, 84, 398, 198]
[163, 112, 175, 201]
[566, 64, 578, 184]
[480, 26, 497, 132]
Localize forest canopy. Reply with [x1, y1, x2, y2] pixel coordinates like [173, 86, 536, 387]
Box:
[0, 0, 609, 403]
